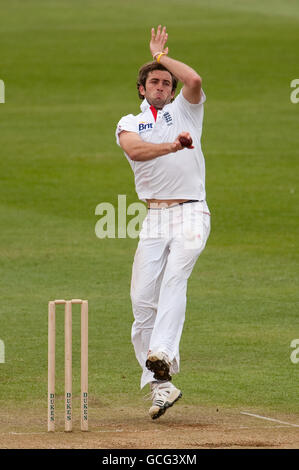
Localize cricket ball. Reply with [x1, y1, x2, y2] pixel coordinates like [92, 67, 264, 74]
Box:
[179, 135, 193, 148]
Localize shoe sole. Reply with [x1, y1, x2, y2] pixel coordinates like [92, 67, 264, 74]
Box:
[146, 355, 172, 381]
[150, 391, 182, 420]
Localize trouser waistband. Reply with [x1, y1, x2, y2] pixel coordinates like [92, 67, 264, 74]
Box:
[148, 200, 200, 210]
[179, 199, 199, 205]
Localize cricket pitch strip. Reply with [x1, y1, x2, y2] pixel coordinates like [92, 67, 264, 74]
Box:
[0, 401, 299, 449]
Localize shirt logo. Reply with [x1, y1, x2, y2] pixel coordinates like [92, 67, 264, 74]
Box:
[139, 122, 153, 132]
[163, 112, 173, 126]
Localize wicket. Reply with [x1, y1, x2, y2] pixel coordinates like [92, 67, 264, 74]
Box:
[48, 299, 88, 432]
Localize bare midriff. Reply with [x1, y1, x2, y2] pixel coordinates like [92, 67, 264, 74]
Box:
[146, 198, 189, 208]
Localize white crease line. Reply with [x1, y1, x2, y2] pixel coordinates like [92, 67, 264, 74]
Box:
[241, 411, 299, 428]
[7, 429, 124, 435]
[239, 425, 296, 429]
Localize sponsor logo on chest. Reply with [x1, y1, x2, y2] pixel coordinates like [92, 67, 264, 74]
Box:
[138, 111, 173, 133]
[139, 122, 153, 132]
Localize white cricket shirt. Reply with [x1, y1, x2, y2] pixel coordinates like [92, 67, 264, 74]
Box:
[116, 89, 207, 202]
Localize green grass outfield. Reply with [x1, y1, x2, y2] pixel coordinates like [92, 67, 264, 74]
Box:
[0, 0, 298, 418]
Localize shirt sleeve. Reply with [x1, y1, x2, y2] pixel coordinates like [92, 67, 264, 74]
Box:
[115, 114, 137, 146]
[174, 89, 206, 127]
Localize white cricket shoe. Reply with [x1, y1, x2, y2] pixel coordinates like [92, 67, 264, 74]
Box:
[149, 381, 182, 420]
[146, 351, 172, 381]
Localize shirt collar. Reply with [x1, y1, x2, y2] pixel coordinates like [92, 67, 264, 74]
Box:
[140, 99, 170, 113]
[140, 98, 150, 112]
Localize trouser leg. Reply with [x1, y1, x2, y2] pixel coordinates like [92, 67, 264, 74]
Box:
[130, 236, 169, 388]
[149, 208, 211, 375]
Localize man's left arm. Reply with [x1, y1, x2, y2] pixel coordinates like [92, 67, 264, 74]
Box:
[150, 25, 202, 104]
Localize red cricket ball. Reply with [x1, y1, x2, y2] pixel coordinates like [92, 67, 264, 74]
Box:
[179, 136, 193, 148]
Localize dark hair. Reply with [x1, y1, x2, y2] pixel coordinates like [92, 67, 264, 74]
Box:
[137, 61, 178, 100]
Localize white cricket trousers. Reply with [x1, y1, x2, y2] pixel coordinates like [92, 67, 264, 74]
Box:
[130, 200, 211, 389]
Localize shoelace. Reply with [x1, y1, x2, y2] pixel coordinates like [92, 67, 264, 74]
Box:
[151, 387, 171, 407]
[144, 385, 171, 403]
[143, 391, 153, 402]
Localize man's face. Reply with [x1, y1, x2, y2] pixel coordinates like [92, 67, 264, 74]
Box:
[139, 70, 175, 109]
